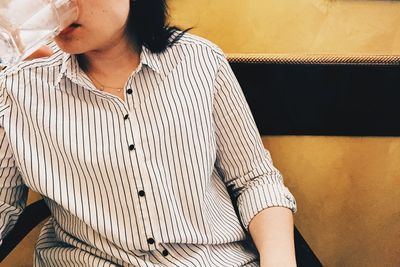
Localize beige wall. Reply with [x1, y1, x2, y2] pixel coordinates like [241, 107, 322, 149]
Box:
[169, 0, 400, 55]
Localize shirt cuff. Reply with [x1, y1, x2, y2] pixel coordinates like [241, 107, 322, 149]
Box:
[237, 181, 297, 229]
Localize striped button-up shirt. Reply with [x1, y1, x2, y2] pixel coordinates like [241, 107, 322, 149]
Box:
[0, 33, 296, 266]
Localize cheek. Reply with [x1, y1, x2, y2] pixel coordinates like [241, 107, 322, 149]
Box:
[85, 6, 129, 34]
[109, 1, 131, 28]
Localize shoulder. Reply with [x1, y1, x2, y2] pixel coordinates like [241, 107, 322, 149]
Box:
[159, 31, 228, 76]
[168, 31, 226, 62]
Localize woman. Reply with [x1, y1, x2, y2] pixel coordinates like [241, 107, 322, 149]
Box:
[0, 0, 297, 266]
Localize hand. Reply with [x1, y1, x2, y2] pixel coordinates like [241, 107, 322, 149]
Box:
[25, 45, 54, 60]
[0, 46, 53, 71]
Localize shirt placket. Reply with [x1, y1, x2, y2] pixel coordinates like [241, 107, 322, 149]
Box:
[123, 77, 161, 252]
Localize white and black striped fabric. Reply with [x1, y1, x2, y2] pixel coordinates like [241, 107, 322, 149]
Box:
[0, 33, 296, 267]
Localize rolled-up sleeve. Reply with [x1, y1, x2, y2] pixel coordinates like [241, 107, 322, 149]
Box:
[212, 51, 297, 229]
[0, 78, 28, 245]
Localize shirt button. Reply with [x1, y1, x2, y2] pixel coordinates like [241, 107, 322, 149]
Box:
[147, 238, 155, 245]
[129, 144, 135, 151]
[124, 114, 129, 120]
[138, 190, 145, 197]
[127, 89, 133, 94]
[162, 249, 169, 257]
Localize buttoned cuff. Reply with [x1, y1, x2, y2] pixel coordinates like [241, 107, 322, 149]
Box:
[238, 182, 297, 229]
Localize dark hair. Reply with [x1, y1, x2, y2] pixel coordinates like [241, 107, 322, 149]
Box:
[127, 0, 188, 53]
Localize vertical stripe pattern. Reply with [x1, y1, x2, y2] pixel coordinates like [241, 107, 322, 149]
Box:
[0, 33, 296, 267]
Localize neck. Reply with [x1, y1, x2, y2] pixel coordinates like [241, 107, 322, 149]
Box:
[79, 37, 141, 78]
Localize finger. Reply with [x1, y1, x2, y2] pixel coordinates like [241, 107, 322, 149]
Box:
[25, 46, 54, 60]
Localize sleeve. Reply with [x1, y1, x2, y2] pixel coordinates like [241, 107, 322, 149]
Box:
[212, 52, 297, 230]
[0, 78, 28, 246]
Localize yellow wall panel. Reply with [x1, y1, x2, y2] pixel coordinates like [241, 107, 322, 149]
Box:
[169, 0, 400, 54]
[262, 136, 400, 267]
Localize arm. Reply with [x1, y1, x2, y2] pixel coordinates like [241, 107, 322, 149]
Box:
[0, 46, 52, 246]
[0, 127, 28, 246]
[212, 50, 297, 264]
[0, 79, 28, 246]
[249, 207, 296, 267]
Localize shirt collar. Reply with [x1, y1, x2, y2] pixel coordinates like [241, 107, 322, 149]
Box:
[140, 46, 162, 74]
[55, 45, 162, 89]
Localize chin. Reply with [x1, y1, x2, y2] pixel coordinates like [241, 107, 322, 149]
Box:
[54, 37, 88, 55]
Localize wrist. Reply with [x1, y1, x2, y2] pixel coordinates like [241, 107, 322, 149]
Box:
[260, 256, 297, 267]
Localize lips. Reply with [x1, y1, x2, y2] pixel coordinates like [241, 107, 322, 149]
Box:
[59, 23, 81, 36]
